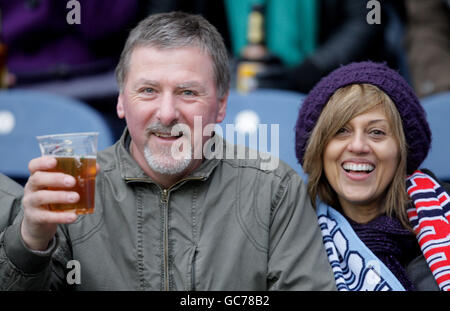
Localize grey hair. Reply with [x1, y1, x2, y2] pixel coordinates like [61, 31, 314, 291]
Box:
[115, 11, 230, 99]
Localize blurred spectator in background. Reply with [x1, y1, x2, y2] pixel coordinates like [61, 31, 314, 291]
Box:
[0, 0, 230, 88]
[227, 0, 398, 94]
[0, 0, 141, 140]
[405, 0, 450, 98]
[0, 0, 230, 140]
[1, 0, 139, 86]
[141, 0, 231, 50]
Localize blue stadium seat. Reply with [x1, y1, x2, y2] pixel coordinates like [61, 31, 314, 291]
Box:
[220, 89, 307, 179]
[420, 91, 450, 181]
[0, 90, 115, 183]
[222, 89, 450, 183]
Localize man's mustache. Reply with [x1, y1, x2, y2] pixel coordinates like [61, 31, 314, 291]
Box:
[145, 122, 185, 136]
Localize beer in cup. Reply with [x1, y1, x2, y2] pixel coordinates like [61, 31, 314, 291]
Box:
[37, 132, 98, 214]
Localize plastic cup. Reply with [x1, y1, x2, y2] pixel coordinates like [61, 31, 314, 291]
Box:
[36, 132, 98, 214]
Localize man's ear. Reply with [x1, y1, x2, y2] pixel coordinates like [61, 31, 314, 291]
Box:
[117, 92, 125, 119]
[216, 92, 228, 123]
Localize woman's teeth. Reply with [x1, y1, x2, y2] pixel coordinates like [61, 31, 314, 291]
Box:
[342, 163, 375, 173]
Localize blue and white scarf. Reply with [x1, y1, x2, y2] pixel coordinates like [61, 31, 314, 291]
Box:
[317, 202, 406, 291]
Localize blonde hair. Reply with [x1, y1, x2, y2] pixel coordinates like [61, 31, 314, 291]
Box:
[303, 84, 411, 229]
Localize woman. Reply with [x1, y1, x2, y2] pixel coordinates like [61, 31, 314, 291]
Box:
[295, 61, 450, 291]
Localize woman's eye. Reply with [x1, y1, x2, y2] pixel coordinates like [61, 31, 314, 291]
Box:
[370, 129, 386, 136]
[336, 127, 349, 135]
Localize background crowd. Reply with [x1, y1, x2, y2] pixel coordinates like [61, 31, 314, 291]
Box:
[0, 0, 449, 292]
[0, 0, 449, 168]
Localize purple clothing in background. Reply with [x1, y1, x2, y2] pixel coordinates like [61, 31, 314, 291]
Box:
[0, 0, 139, 81]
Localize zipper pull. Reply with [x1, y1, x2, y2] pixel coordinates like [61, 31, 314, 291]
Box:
[161, 189, 168, 204]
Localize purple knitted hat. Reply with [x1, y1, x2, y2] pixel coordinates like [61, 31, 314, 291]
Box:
[295, 61, 431, 174]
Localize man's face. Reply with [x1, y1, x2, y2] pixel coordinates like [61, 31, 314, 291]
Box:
[117, 45, 227, 185]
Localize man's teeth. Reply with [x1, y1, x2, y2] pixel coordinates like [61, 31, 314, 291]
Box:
[342, 163, 375, 172]
[154, 132, 181, 138]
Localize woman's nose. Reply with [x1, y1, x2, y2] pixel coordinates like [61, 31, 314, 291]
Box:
[347, 132, 371, 154]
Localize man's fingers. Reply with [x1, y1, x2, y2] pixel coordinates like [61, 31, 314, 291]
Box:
[35, 211, 77, 224]
[27, 209, 78, 225]
[28, 156, 57, 174]
[23, 189, 80, 208]
[21, 156, 82, 251]
[26, 171, 76, 192]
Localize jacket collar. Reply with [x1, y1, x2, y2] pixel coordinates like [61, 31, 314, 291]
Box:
[116, 127, 223, 184]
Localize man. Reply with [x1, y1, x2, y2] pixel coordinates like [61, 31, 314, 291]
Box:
[0, 12, 335, 290]
[0, 174, 23, 232]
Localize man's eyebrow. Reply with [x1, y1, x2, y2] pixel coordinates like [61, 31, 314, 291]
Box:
[133, 79, 159, 88]
[176, 81, 204, 89]
[176, 82, 208, 95]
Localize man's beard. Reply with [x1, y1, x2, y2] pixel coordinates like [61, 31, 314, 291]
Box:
[144, 123, 193, 175]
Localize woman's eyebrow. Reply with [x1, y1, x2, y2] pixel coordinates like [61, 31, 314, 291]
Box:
[368, 119, 389, 125]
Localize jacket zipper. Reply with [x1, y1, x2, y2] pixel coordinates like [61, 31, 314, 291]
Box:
[126, 176, 204, 290]
[161, 189, 170, 291]
[158, 176, 204, 291]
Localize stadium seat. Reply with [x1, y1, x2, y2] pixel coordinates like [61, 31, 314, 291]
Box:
[0, 90, 115, 184]
[420, 91, 450, 182]
[220, 89, 307, 180]
[222, 89, 450, 183]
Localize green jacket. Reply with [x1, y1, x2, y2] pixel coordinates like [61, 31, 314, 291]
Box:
[0, 129, 336, 290]
[0, 173, 23, 233]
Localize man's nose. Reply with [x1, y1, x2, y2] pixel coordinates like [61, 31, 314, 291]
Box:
[157, 93, 178, 126]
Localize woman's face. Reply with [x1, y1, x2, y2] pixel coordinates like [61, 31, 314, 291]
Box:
[323, 106, 400, 221]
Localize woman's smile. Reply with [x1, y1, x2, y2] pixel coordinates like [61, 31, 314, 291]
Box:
[323, 107, 400, 218]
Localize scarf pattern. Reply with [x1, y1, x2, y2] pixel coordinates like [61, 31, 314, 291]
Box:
[317, 203, 406, 291]
[406, 170, 450, 291]
[318, 171, 450, 291]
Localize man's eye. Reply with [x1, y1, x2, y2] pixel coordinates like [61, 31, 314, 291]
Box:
[142, 88, 154, 94]
[182, 90, 196, 96]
